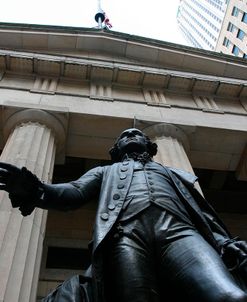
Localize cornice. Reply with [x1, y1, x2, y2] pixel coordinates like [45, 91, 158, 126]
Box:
[0, 49, 246, 99]
[0, 22, 245, 62]
[0, 24, 247, 80]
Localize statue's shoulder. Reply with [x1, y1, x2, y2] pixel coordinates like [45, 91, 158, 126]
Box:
[168, 167, 198, 185]
[101, 162, 122, 173]
[153, 161, 198, 185]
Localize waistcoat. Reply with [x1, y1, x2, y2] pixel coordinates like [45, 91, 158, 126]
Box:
[118, 160, 190, 222]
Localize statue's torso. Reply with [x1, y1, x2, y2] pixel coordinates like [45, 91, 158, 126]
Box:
[119, 161, 191, 222]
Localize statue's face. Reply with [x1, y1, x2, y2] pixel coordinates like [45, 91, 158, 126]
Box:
[117, 128, 147, 155]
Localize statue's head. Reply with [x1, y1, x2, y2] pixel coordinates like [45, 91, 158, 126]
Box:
[109, 128, 157, 162]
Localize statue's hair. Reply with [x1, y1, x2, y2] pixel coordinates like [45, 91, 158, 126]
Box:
[109, 133, 158, 163]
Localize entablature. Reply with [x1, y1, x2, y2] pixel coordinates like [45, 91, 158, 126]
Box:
[0, 50, 247, 100]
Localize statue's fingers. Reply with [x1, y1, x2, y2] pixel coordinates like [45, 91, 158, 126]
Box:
[0, 172, 12, 186]
[228, 243, 247, 260]
[0, 168, 9, 175]
[238, 241, 247, 253]
[227, 243, 240, 253]
[0, 180, 8, 187]
[0, 184, 7, 191]
[234, 247, 247, 260]
[0, 162, 19, 173]
[0, 169, 11, 180]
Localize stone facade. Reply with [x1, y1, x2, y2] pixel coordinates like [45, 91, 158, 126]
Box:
[0, 23, 246, 301]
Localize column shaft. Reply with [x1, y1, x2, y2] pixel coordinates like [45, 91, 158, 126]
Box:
[0, 122, 56, 302]
[144, 123, 202, 192]
[154, 135, 194, 173]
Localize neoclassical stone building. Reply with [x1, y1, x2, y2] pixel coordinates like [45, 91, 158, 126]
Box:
[0, 23, 246, 302]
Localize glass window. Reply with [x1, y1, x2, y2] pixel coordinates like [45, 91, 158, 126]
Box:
[232, 45, 240, 56]
[237, 29, 245, 40]
[223, 37, 230, 47]
[227, 22, 234, 32]
[242, 13, 247, 24]
[232, 6, 239, 17]
[243, 54, 247, 59]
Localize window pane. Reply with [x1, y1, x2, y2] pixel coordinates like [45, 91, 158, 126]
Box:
[237, 29, 245, 40]
[223, 37, 230, 47]
[227, 22, 234, 32]
[242, 13, 247, 24]
[232, 6, 239, 17]
[232, 45, 239, 56]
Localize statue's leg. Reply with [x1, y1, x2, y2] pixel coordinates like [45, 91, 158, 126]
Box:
[103, 219, 160, 302]
[158, 233, 247, 302]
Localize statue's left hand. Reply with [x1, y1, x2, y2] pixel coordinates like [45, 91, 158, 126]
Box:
[226, 240, 247, 258]
[221, 239, 247, 270]
[0, 162, 43, 215]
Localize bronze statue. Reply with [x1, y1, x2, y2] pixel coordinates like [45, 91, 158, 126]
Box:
[0, 128, 247, 302]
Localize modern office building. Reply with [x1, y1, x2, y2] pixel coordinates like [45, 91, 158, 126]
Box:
[215, 0, 247, 57]
[0, 23, 246, 302]
[177, 0, 228, 50]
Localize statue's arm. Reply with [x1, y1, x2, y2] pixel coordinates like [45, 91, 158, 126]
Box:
[38, 167, 103, 211]
[0, 162, 103, 216]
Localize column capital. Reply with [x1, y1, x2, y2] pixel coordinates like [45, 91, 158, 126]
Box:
[3, 107, 68, 153]
[143, 123, 190, 152]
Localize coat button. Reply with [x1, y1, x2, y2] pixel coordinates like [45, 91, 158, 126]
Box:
[121, 167, 128, 172]
[101, 213, 109, 220]
[120, 174, 127, 180]
[117, 184, 124, 189]
[113, 194, 120, 200]
[122, 161, 129, 166]
[108, 203, 115, 210]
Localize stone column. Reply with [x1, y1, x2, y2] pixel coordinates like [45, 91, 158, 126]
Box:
[144, 123, 192, 171]
[144, 123, 202, 192]
[0, 109, 66, 302]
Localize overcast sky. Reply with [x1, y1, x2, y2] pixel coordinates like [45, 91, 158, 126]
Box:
[0, 0, 187, 45]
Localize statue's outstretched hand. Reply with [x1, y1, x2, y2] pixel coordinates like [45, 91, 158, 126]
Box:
[0, 162, 43, 215]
